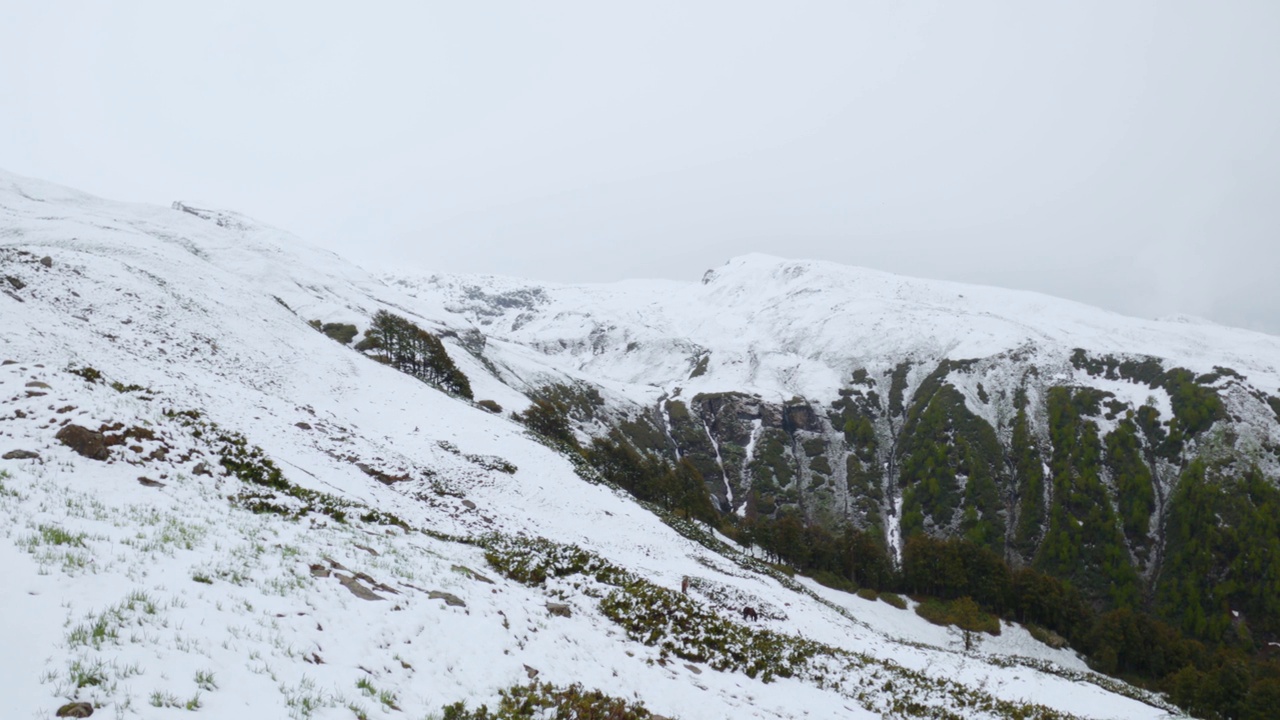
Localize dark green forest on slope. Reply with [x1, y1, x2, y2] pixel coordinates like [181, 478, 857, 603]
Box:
[504, 350, 1280, 720]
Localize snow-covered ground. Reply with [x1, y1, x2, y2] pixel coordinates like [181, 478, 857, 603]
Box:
[391, 254, 1280, 406]
[0, 168, 1194, 718]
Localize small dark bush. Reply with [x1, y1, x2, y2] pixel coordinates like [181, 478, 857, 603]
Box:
[68, 366, 103, 384]
[879, 592, 908, 610]
[321, 322, 359, 345]
[440, 682, 659, 719]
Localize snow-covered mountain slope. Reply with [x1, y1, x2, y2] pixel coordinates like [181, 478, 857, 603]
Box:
[0, 171, 1184, 718]
[389, 256, 1280, 404]
[386, 242, 1280, 602]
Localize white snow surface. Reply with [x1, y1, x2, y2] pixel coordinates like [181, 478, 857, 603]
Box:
[0, 169, 1195, 718]
[391, 255, 1280, 405]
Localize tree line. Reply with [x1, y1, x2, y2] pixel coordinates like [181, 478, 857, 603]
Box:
[507, 372, 1279, 719]
[733, 513, 1280, 720]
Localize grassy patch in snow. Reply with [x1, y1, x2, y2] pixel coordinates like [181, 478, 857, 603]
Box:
[483, 536, 1085, 719]
[164, 408, 411, 530]
[440, 682, 659, 720]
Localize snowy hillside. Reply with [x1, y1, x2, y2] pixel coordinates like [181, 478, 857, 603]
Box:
[386, 247, 1280, 584]
[0, 168, 1225, 719]
[389, 255, 1280, 404]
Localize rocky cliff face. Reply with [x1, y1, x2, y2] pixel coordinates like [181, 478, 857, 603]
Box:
[601, 349, 1280, 600]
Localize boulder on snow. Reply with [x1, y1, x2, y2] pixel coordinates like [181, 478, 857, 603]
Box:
[336, 573, 384, 601]
[55, 424, 110, 460]
[546, 602, 572, 617]
[2, 449, 40, 460]
[356, 462, 409, 485]
[451, 564, 494, 584]
[55, 702, 94, 718]
[429, 590, 466, 607]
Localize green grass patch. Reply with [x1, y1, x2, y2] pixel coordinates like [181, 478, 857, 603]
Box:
[35, 524, 86, 547]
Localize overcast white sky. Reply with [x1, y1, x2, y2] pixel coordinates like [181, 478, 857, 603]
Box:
[3, 1, 1278, 333]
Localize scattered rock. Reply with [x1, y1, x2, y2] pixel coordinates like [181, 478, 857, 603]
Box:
[309, 563, 331, 578]
[40, 256, 53, 268]
[523, 664, 539, 679]
[461, 499, 477, 510]
[336, 573, 384, 601]
[684, 663, 702, 675]
[452, 564, 495, 584]
[55, 703, 94, 718]
[429, 591, 466, 607]
[354, 571, 399, 595]
[26, 391, 46, 397]
[1, 359, 15, 365]
[25, 380, 50, 389]
[353, 543, 379, 556]
[2, 449, 40, 460]
[356, 463, 409, 485]
[546, 602, 572, 618]
[55, 424, 110, 460]
[192, 462, 212, 476]
[137, 477, 166, 488]
[295, 422, 312, 430]
[5, 275, 25, 290]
